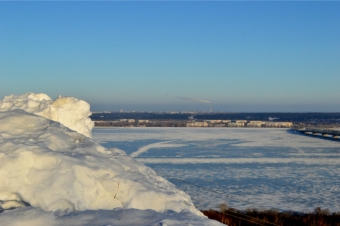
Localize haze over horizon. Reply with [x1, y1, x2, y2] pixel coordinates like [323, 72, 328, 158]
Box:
[1, 2, 339, 112]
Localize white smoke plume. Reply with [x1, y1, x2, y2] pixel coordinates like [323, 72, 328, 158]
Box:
[167, 95, 212, 112]
[168, 95, 210, 104]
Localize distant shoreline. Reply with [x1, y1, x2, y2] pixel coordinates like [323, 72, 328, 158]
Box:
[91, 112, 340, 129]
[93, 125, 291, 128]
[93, 119, 293, 128]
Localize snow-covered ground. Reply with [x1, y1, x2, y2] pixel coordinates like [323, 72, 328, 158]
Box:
[0, 93, 223, 226]
[0, 207, 220, 226]
[93, 127, 340, 212]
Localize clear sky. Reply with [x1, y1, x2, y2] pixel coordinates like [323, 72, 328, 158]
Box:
[0, 2, 339, 112]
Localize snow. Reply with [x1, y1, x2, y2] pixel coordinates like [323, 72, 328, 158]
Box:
[136, 157, 340, 165]
[92, 128, 340, 212]
[0, 93, 94, 138]
[93, 127, 340, 148]
[0, 93, 222, 226]
[0, 207, 222, 226]
[0, 110, 199, 214]
[130, 141, 187, 158]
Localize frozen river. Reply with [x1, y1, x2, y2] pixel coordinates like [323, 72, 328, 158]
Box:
[92, 128, 340, 212]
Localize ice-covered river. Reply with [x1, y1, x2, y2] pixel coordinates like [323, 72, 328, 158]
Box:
[93, 128, 340, 212]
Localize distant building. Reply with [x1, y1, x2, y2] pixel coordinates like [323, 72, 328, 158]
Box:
[235, 120, 247, 123]
[227, 122, 245, 127]
[119, 119, 135, 123]
[214, 124, 225, 127]
[265, 122, 292, 128]
[205, 120, 222, 123]
[280, 122, 293, 127]
[222, 120, 231, 123]
[138, 120, 149, 123]
[247, 121, 263, 127]
[186, 122, 209, 127]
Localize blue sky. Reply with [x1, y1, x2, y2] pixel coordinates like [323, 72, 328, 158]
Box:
[0, 2, 339, 112]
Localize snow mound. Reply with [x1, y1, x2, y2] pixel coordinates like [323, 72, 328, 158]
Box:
[0, 207, 223, 226]
[0, 93, 94, 138]
[0, 110, 201, 216]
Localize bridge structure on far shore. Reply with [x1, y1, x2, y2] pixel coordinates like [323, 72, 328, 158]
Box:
[297, 127, 340, 139]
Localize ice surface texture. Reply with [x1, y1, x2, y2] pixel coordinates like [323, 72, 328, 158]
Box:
[93, 128, 340, 212]
[0, 110, 201, 216]
[0, 93, 94, 138]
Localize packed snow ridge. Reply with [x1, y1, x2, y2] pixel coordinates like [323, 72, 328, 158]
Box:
[0, 93, 94, 138]
[0, 93, 205, 218]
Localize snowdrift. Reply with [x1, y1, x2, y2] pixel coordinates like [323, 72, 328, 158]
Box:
[0, 207, 223, 226]
[0, 93, 94, 138]
[0, 93, 224, 225]
[0, 109, 200, 215]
